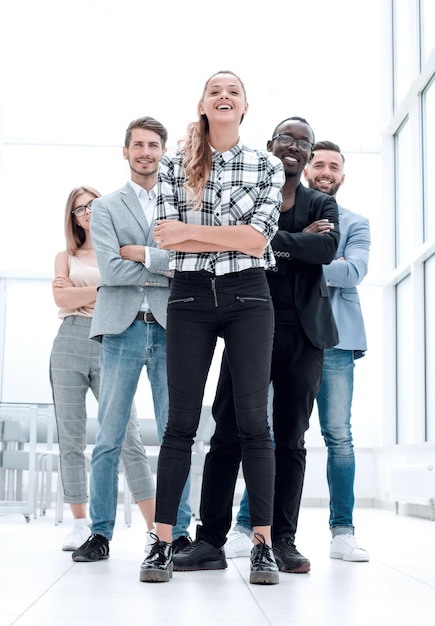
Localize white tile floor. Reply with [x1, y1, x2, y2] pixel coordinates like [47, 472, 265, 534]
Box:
[1, 505, 435, 626]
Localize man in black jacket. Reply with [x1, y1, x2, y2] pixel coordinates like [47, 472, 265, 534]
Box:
[173, 117, 340, 576]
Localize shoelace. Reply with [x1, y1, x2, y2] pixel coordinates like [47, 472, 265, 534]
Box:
[279, 538, 298, 552]
[252, 533, 274, 564]
[147, 533, 170, 558]
[87, 534, 103, 546]
[336, 534, 360, 548]
[179, 539, 207, 555]
[83, 534, 109, 555]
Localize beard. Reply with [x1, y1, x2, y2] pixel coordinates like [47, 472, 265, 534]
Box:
[307, 176, 341, 197]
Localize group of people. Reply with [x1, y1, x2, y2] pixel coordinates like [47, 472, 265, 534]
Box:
[49, 70, 370, 587]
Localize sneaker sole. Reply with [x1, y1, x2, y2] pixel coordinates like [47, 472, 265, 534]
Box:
[274, 553, 311, 574]
[173, 558, 227, 572]
[225, 549, 252, 559]
[72, 553, 110, 562]
[140, 563, 173, 582]
[250, 571, 279, 585]
[330, 552, 369, 562]
[277, 561, 311, 574]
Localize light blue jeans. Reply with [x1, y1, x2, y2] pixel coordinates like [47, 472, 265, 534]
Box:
[316, 348, 355, 534]
[90, 320, 191, 540]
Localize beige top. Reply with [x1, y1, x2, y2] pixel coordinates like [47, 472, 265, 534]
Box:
[58, 254, 100, 319]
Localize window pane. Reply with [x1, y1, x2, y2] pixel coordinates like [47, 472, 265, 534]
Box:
[425, 255, 435, 440]
[395, 119, 414, 265]
[421, 0, 435, 63]
[396, 275, 414, 443]
[393, 0, 413, 107]
[423, 76, 435, 240]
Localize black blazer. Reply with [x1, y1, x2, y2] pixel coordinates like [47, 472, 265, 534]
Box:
[269, 183, 340, 349]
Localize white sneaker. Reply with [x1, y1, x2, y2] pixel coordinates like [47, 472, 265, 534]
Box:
[224, 530, 253, 558]
[62, 520, 91, 551]
[330, 534, 370, 562]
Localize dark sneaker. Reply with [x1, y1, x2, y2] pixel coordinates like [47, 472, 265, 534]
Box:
[250, 533, 279, 585]
[140, 534, 173, 583]
[172, 535, 192, 554]
[72, 534, 109, 562]
[173, 538, 227, 571]
[273, 536, 311, 573]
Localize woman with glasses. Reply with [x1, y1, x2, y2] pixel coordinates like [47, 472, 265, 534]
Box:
[140, 70, 285, 585]
[49, 186, 101, 551]
[49, 187, 156, 552]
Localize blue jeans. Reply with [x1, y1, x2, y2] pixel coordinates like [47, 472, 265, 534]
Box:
[316, 348, 355, 532]
[156, 269, 275, 541]
[90, 320, 191, 540]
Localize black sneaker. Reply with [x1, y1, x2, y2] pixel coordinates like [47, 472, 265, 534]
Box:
[173, 538, 227, 571]
[140, 534, 173, 583]
[72, 534, 109, 562]
[273, 536, 311, 573]
[250, 533, 279, 585]
[172, 535, 192, 554]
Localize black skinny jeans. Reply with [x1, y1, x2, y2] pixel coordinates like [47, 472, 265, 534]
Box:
[155, 269, 275, 534]
[199, 322, 323, 545]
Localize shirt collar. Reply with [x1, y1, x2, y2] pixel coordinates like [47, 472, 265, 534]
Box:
[211, 140, 244, 164]
[129, 179, 157, 201]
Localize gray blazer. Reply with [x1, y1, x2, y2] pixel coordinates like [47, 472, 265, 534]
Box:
[90, 182, 172, 341]
[323, 206, 371, 352]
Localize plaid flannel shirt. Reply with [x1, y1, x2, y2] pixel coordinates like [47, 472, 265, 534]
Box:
[156, 141, 284, 275]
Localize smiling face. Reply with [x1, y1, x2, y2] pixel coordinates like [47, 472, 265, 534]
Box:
[123, 128, 165, 185]
[267, 120, 314, 179]
[198, 72, 248, 126]
[304, 149, 345, 197]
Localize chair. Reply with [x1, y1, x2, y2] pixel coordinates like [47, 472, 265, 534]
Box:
[39, 416, 158, 526]
[0, 403, 39, 522]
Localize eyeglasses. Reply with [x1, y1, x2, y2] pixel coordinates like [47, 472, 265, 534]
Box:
[72, 201, 94, 217]
[271, 134, 313, 152]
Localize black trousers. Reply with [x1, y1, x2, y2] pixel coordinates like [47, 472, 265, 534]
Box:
[198, 322, 323, 546]
[155, 269, 275, 531]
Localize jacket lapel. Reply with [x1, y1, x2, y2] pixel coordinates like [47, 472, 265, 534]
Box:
[120, 183, 152, 241]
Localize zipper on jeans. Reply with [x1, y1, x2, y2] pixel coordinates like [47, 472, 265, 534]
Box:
[210, 278, 218, 307]
[168, 297, 194, 305]
[236, 296, 268, 303]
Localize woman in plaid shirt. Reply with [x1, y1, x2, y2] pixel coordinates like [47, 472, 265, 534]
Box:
[140, 71, 284, 585]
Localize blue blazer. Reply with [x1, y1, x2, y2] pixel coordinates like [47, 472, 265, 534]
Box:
[323, 206, 371, 352]
[90, 182, 172, 340]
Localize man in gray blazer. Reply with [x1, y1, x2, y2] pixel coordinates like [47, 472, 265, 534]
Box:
[304, 140, 371, 562]
[72, 116, 191, 564]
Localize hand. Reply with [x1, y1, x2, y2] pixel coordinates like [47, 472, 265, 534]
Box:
[303, 219, 334, 234]
[154, 220, 189, 247]
[52, 275, 74, 288]
[120, 245, 146, 262]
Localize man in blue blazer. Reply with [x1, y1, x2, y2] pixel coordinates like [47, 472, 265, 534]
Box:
[72, 117, 191, 564]
[304, 140, 371, 562]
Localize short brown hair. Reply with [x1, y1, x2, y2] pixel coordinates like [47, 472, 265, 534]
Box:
[311, 140, 345, 163]
[124, 116, 168, 149]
